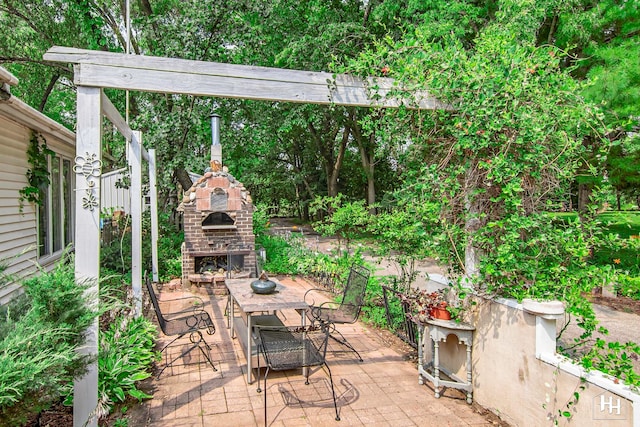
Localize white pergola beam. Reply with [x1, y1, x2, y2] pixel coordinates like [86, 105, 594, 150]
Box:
[44, 46, 446, 110]
[101, 91, 150, 162]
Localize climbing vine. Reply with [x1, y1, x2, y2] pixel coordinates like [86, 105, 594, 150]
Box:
[19, 132, 54, 210]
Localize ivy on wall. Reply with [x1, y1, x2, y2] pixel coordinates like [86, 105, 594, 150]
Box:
[19, 132, 54, 211]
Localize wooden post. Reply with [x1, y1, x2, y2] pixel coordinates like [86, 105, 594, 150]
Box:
[73, 85, 102, 427]
[130, 131, 143, 316]
[149, 148, 159, 283]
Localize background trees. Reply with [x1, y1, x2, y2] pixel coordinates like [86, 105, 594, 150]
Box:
[0, 0, 637, 216]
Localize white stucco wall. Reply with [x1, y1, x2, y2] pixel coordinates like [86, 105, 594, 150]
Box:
[460, 297, 637, 426]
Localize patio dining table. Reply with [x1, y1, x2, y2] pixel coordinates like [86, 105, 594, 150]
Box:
[225, 278, 309, 384]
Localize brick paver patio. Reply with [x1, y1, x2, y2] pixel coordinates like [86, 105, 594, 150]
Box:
[141, 276, 500, 426]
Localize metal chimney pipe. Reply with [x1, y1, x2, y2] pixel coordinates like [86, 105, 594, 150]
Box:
[210, 113, 222, 166]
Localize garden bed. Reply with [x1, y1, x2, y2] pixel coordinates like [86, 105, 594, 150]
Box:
[592, 294, 640, 315]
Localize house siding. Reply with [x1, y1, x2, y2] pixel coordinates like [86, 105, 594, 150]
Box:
[0, 116, 37, 302]
[0, 95, 75, 304]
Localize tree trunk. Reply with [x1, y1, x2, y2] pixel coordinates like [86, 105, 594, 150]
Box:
[350, 109, 377, 211]
[366, 172, 376, 213]
[328, 127, 350, 197]
[308, 114, 348, 198]
[464, 160, 482, 279]
[174, 168, 194, 191]
[577, 183, 592, 212]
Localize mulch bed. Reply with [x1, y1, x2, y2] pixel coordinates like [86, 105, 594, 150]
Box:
[591, 294, 640, 315]
[24, 402, 72, 427]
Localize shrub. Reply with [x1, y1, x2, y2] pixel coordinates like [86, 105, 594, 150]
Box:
[156, 213, 184, 281]
[0, 259, 96, 425]
[616, 274, 640, 300]
[310, 195, 371, 251]
[256, 233, 297, 274]
[101, 212, 183, 282]
[360, 275, 390, 328]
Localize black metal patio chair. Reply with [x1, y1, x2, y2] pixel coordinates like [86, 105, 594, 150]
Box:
[146, 278, 218, 378]
[304, 264, 370, 361]
[256, 325, 340, 426]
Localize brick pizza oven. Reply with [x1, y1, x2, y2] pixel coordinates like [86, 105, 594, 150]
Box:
[178, 115, 257, 294]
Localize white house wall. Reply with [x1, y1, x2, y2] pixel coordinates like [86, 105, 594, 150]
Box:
[0, 67, 76, 304]
[0, 115, 38, 292]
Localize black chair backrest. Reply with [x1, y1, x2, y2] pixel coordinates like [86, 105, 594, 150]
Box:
[340, 265, 370, 317]
[259, 325, 330, 370]
[146, 279, 167, 333]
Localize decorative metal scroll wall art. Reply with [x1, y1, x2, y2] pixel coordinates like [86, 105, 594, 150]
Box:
[73, 152, 102, 211]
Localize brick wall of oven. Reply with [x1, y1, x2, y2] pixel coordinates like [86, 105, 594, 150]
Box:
[181, 173, 256, 293]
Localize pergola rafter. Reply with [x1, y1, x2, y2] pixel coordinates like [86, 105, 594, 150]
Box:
[44, 46, 447, 109]
[43, 46, 445, 427]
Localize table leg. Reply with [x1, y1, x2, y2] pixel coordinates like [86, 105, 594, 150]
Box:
[226, 294, 230, 329]
[230, 296, 235, 339]
[247, 312, 253, 384]
[466, 344, 473, 404]
[417, 326, 424, 385]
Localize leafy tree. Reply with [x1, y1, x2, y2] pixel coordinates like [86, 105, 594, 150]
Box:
[548, 0, 640, 208]
[344, 2, 611, 335]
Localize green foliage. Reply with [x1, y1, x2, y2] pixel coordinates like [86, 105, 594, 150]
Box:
[96, 315, 159, 418]
[18, 132, 55, 210]
[252, 204, 272, 238]
[311, 195, 372, 250]
[0, 260, 97, 425]
[254, 206, 366, 280]
[156, 213, 184, 282]
[25, 260, 96, 334]
[255, 233, 299, 274]
[478, 213, 613, 340]
[359, 275, 389, 328]
[582, 339, 640, 389]
[592, 211, 640, 273]
[616, 274, 640, 301]
[341, 0, 640, 389]
[368, 200, 440, 288]
[101, 212, 183, 282]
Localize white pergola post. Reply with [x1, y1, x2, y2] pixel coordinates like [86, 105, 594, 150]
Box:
[149, 148, 159, 283]
[73, 86, 102, 427]
[129, 130, 143, 316]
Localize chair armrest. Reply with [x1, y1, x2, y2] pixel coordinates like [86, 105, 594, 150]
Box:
[164, 304, 208, 319]
[158, 295, 208, 315]
[157, 295, 207, 305]
[314, 300, 340, 310]
[303, 287, 336, 305]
